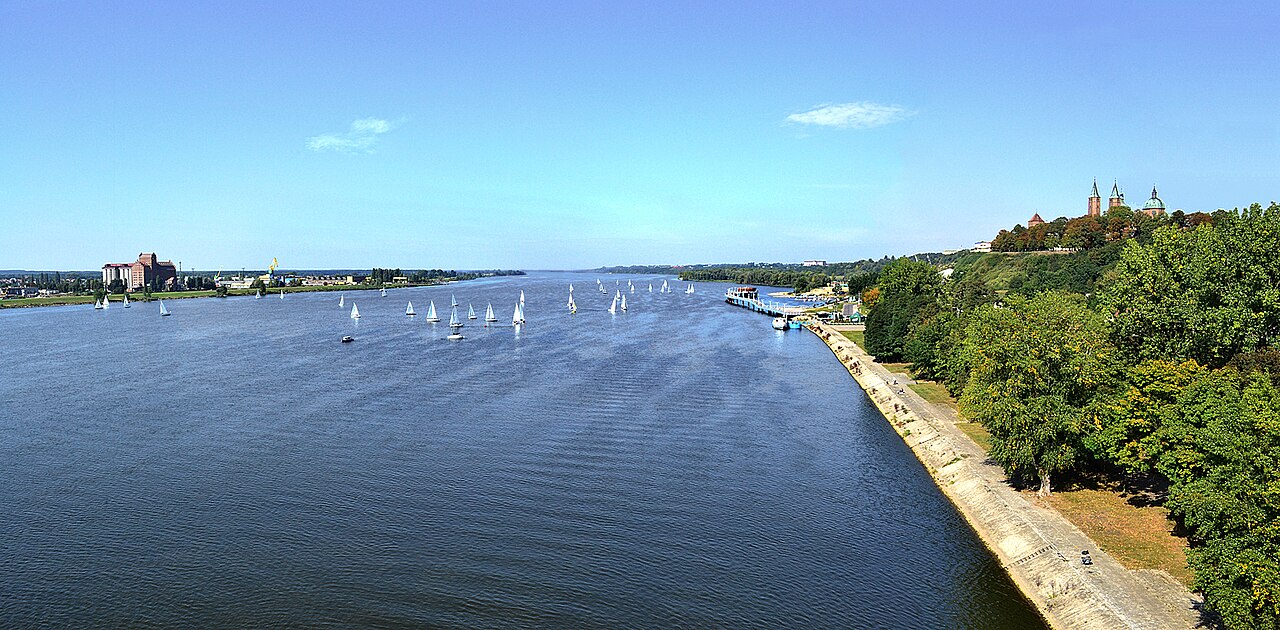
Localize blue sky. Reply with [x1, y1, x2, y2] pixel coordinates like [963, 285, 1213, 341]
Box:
[2, 1, 1277, 270]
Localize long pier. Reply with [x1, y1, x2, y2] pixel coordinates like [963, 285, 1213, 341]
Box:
[724, 287, 807, 317]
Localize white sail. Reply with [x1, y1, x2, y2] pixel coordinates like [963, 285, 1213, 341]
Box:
[569, 283, 574, 293]
[615, 289, 621, 300]
[159, 300, 169, 316]
[485, 302, 497, 322]
[661, 280, 669, 292]
[279, 290, 284, 300]
[468, 303, 476, 319]
[381, 288, 387, 297]
[426, 301, 439, 322]
[350, 303, 360, 319]
[407, 301, 416, 316]
[519, 290, 525, 307]
[94, 299, 102, 309]
[339, 295, 344, 307]
[451, 294, 458, 308]
[512, 302, 521, 325]
[620, 294, 627, 311]
[569, 295, 577, 314]
[449, 304, 461, 327]
[123, 293, 130, 307]
[609, 295, 617, 314]
[102, 296, 109, 310]
[649, 283, 653, 293]
[255, 290, 261, 299]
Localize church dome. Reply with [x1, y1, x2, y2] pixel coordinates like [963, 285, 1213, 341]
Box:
[1143, 185, 1165, 210]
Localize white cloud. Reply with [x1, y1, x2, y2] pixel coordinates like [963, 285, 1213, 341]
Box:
[307, 117, 398, 153]
[786, 102, 913, 129]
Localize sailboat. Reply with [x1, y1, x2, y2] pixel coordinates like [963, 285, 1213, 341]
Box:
[448, 304, 465, 340]
[649, 283, 653, 293]
[350, 303, 360, 319]
[661, 279, 669, 293]
[425, 301, 439, 322]
[620, 294, 628, 312]
[255, 290, 262, 299]
[93, 298, 103, 309]
[512, 302, 522, 326]
[380, 288, 387, 297]
[615, 289, 621, 301]
[568, 294, 577, 314]
[451, 294, 458, 308]
[569, 283, 574, 293]
[406, 301, 416, 316]
[123, 293, 130, 308]
[686, 283, 695, 294]
[485, 302, 497, 323]
[609, 295, 618, 314]
[279, 290, 284, 300]
[158, 300, 170, 316]
[519, 290, 525, 309]
[468, 303, 477, 319]
[339, 294, 344, 308]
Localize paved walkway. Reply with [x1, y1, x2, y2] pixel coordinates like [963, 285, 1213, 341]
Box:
[809, 322, 1205, 630]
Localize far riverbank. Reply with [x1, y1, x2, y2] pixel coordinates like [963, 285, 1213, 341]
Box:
[0, 278, 481, 310]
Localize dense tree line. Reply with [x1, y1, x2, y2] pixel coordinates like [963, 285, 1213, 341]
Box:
[864, 203, 1280, 628]
[991, 207, 1216, 252]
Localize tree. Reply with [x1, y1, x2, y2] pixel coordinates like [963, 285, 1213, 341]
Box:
[864, 259, 942, 360]
[249, 278, 266, 293]
[108, 279, 125, 293]
[1086, 359, 1202, 476]
[1156, 370, 1280, 628]
[1101, 204, 1280, 367]
[958, 292, 1115, 494]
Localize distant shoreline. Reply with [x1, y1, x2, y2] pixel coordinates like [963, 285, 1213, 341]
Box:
[0, 278, 480, 310]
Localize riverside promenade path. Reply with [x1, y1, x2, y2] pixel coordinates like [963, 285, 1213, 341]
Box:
[808, 322, 1204, 630]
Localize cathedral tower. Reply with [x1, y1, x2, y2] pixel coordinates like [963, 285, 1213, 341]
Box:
[1088, 178, 1101, 217]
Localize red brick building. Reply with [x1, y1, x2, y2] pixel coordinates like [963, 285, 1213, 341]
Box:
[102, 252, 178, 291]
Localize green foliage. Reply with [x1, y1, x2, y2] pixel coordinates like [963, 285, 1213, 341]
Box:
[958, 292, 1115, 494]
[1087, 359, 1203, 475]
[1157, 371, 1280, 628]
[864, 259, 942, 360]
[214, 285, 228, 298]
[249, 277, 267, 293]
[1101, 203, 1280, 368]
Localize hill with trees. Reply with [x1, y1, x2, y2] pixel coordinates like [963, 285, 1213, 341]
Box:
[863, 202, 1280, 629]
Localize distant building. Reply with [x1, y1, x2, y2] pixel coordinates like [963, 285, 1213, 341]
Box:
[102, 252, 178, 291]
[1140, 185, 1167, 217]
[802, 260, 827, 267]
[1109, 180, 1125, 209]
[972, 241, 992, 253]
[1087, 179, 1102, 217]
[1027, 213, 1046, 228]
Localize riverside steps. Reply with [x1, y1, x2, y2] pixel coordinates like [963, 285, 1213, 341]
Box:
[807, 321, 1203, 630]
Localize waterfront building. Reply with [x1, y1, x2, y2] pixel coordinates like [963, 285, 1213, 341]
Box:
[972, 241, 993, 253]
[101, 252, 178, 291]
[802, 260, 828, 267]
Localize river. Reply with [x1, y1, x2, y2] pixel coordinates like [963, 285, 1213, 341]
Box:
[0, 272, 1043, 628]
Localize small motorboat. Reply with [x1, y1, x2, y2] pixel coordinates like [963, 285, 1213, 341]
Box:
[341, 336, 355, 343]
[772, 317, 788, 330]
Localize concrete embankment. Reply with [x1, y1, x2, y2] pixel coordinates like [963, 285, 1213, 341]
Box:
[807, 322, 1202, 630]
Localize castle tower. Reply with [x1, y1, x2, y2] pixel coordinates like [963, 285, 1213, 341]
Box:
[1109, 180, 1125, 208]
[1088, 178, 1101, 217]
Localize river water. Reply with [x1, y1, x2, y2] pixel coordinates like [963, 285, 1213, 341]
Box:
[0, 272, 1043, 628]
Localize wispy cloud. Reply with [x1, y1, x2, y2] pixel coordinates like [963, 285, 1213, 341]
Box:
[306, 117, 398, 153]
[786, 102, 913, 129]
